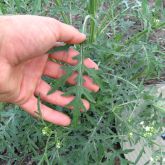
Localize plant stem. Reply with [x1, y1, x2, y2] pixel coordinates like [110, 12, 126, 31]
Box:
[38, 134, 51, 165]
[55, 0, 69, 24]
[78, 44, 84, 88]
[88, 0, 98, 43]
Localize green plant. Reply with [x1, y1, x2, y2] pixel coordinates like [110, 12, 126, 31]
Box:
[0, 0, 165, 164]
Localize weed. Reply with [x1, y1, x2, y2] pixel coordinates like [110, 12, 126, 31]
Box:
[0, 0, 165, 164]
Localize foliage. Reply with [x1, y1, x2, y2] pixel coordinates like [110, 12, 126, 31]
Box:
[0, 0, 165, 164]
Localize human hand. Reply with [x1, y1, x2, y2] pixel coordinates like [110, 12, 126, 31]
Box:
[0, 15, 99, 126]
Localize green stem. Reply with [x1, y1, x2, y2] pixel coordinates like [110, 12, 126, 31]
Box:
[88, 0, 98, 43]
[55, 0, 69, 24]
[38, 134, 51, 165]
[77, 43, 84, 97]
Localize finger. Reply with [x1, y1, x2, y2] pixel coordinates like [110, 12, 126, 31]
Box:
[56, 21, 86, 43]
[49, 48, 99, 69]
[49, 48, 79, 65]
[35, 80, 90, 110]
[84, 58, 99, 70]
[67, 74, 99, 92]
[43, 61, 65, 79]
[20, 96, 71, 126]
[43, 61, 99, 92]
[3, 15, 86, 63]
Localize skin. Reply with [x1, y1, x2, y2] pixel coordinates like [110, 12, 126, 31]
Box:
[0, 15, 99, 126]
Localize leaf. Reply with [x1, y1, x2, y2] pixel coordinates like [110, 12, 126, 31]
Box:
[47, 44, 73, 54]
[97, 143, 105, 161]
[84, 66, 103, 88]
[123, 148, 134, 154]
[82, 87, 95, 103]
[66, 98, 86, 127]
[134, 147, 145, 164]
[62, 86, 78, 96]
[36, 95, 42, 118]
[47, 67, 73, 95]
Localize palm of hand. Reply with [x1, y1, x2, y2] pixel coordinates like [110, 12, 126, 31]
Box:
[0, 15, 99, 126]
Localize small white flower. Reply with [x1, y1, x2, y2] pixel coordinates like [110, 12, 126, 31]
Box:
[155, 19, 160, 23]
[42, 127, 52, 136]
[163, 158, 165, 162]
[150, 157, 154, 162]
[144, 126, 155, 133]
[140, 121, 144, 125]
[145, 126, 150, 132]
[128, 132, 133, 137]
[56, 141, 61, 149]
[155, 156, 159, 161]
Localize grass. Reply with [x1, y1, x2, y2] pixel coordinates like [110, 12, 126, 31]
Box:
[0, 0, 165, 164]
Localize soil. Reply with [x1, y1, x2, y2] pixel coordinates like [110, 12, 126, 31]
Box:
[150, 29, 165, 50]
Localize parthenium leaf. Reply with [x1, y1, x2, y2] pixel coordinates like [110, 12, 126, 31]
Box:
[47, 43, 100, 127]
[47, 44, 73, 54]
[47, 69, 73, 95]
[82, 87, 96, 103]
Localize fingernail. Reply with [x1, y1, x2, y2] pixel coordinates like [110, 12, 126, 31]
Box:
[81, 33, 86, 39]
[84, 58, 99, 70]
[94, 85, 100, 92]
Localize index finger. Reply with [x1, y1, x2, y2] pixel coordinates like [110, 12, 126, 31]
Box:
[55, 20, 86, 44]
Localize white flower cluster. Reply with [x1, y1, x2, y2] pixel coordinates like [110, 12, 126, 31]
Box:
[140, 121, 156, 138]
[56, 141, 62, 149]
[42, 126, 52, 136]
